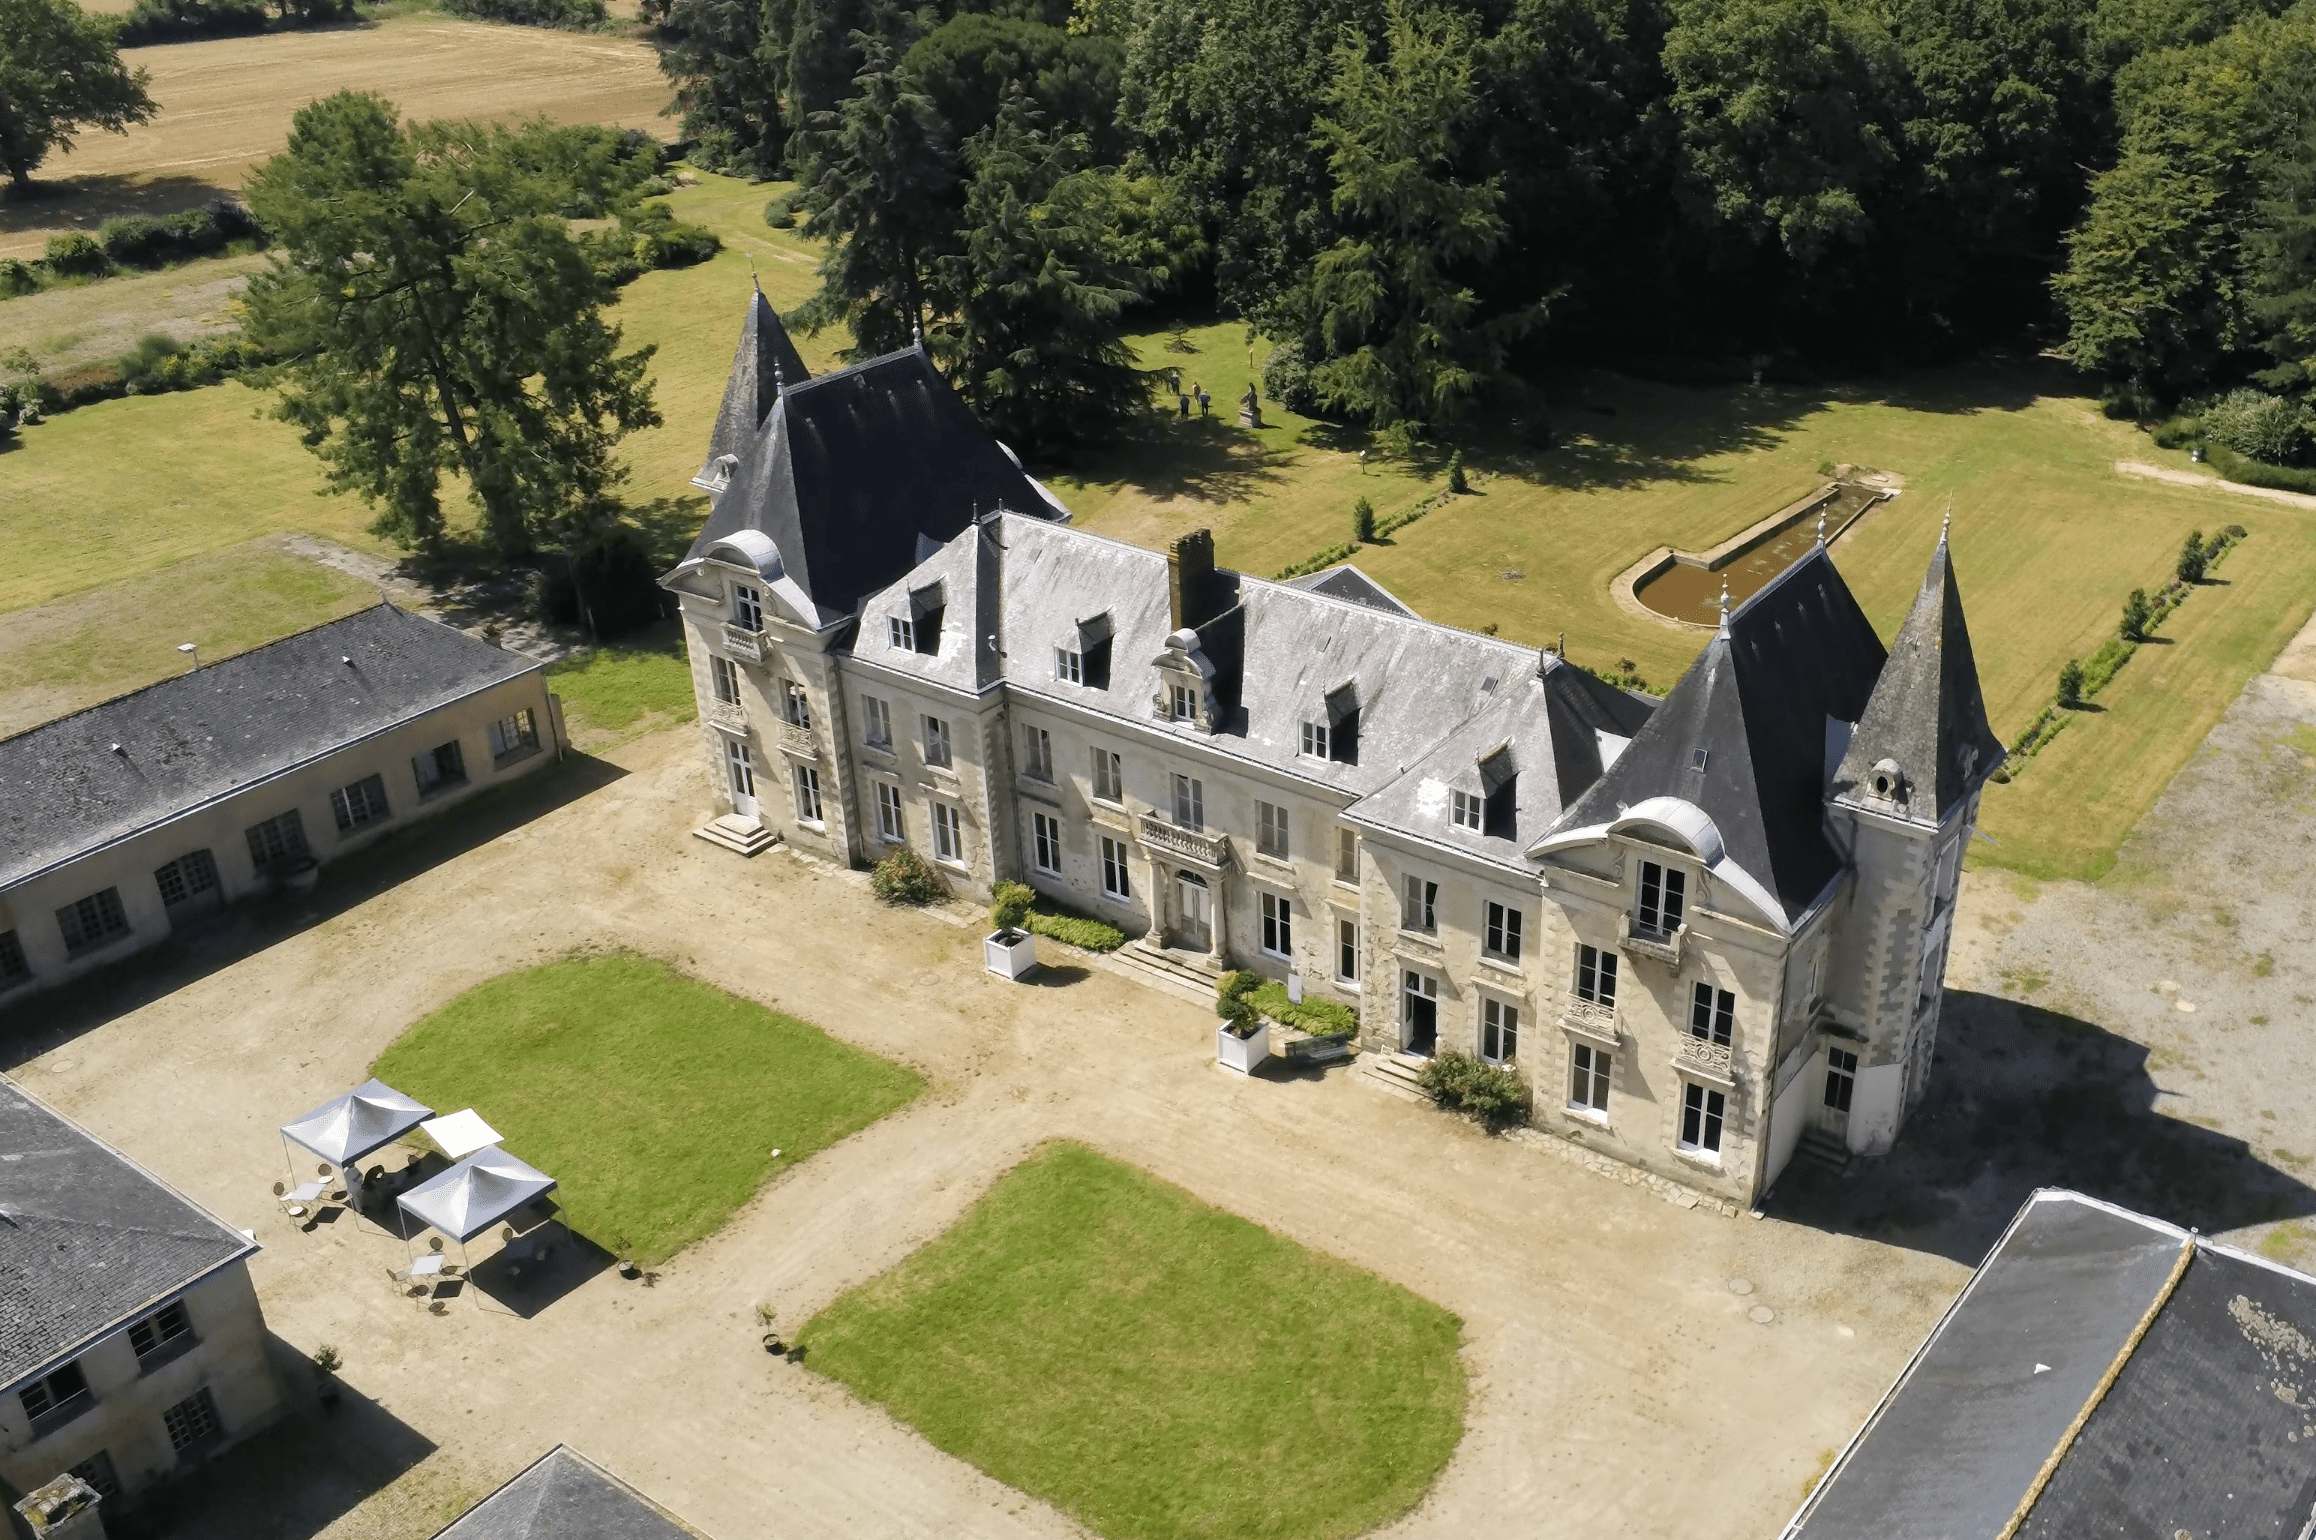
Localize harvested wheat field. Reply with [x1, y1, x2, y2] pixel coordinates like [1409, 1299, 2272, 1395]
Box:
[0, 15, 671, 257]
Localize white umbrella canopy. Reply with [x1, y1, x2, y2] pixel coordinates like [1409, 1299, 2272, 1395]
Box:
[281, 1079, 434, 1167]
[419, 1109, 503, 1162]
[397, 1147, 557, 1244]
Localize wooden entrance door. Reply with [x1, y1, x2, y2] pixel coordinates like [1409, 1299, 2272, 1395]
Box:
[1402, 970, 1438, 1056]
[724, 738, 758, 820]
[1814, 1046, 1857, 1141]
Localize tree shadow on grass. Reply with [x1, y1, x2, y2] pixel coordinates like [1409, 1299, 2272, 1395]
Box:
[1040, 413, 1288, 507]
[0, 173, 241, 252]
[0, 756, 625, 1069]
[115, 1334, 436, 1540]
[1769, 990, 2316, 1266]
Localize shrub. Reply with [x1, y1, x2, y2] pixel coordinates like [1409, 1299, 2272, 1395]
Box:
[1026, 910, 1126, 952]
[1244, 979, 1357, 1038]
[2202, 443, 2316, 494]
[440, 0, 607, 28]
[2177, 529, 2207, 584]
[1216, 969, 1258, 1008]
[115, 0, 269, 43]
[1261, 338, 1318, 415]
[584, 205, 721, 285]
[765, 193, 799, 230]
[2195, 386, 2307, 466]
[275, 0, 357, 22]
[1418, 1050, 1530, 1131]
[0, 260, 37, 298]
[42, 233, 111, 279]
[1351, 496, 1375, 543]
[2056, 657, 2085, 708]
[870, 848, 947, 905]
[990, 880, 1035, 932]
[94, 203, 263, 270]
[1446, 449, 1468, 494]
[2077, 637, 2133, 698]
[530, 527, 667, 638]
[2120, 587, 2151, 642]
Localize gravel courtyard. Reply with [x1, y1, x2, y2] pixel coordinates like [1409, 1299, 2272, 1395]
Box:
[3, 729, 1965, 1540]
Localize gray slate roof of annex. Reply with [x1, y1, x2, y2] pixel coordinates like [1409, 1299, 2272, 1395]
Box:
[0, 1077, 256, 1387]
[433, 1447, 704, 1540]
[0, 604, 539, 890]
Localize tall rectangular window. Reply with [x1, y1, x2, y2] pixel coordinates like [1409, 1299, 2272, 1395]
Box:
[731, 584, 763, 631]
[1636, 860, 1686, 935]
[1574, 943, 1618, 1006]
[330, 774, 390, 833]
[1689, 982, 1735, 1045]
[932, 801, 964, 864]
[56, 888, 130, 956]
[782, 680, 812, 730]
[1169, 682, 1199, 722]
[1481, 998, 1518, 1064]
[1401, 874, 1437, 934]
[245, 809, 309, 872]
[1484, 901, 1523, 961]
[1055, 647, 1083, 685]
[861, 695, 893, 749]
[887, 615, 916, 651]
[1091, 747, 1123, 803]
[923, 715, 953, 769]
[1300, 721, 1330, 759]
[1099, 835, 1131, 899]
[1450, 791, 1483, 831]
[1022, 725, 1054, 781]
[1032, 811, 1062, 874]
[413, 739, 466, 796]
[1255, 800, 1289, 860]
[793, 764, 823, 824]
[0, 929, 29, 988]
[162, 1387, 222, 1456]
[875, 781, 904, 842]
[1335, 826, 1358, 884]
[1336, 917, 1359, 985]
[488, 709, 539, 762]
[153, 850, 219, 909]
[711, 655, 740, 705]
[1679, 1082, 1726, 1155]
[1569, 1044, 1611, 1114]
[1172, 773, 1204, 830]
[1260, 891, 1292, 957]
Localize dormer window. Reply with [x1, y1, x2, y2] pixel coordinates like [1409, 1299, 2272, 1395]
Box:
[906, 583, 945, 655]
[888, 615, 915, 650]
[1300, 721, 1330, 759]
[732, 585, 763, 632]
[1170, 682, 1199, 722]
[1056, 647, 1083, 685]
[1321, 681, 1361, 765]
[1479, 746, 1517, 839]
[1073, 613, 1114, 689]
[1636, 860, 1685, 936]
[1449, 791, 1483, 831]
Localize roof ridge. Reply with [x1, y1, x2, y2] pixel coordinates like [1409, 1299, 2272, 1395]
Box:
[0, 600, 402, 751]
[778, 344, 922, 395]
[1728, 544, 1833, 627]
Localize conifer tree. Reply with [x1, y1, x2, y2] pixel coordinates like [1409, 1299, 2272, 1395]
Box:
[660, 0, 784, 178]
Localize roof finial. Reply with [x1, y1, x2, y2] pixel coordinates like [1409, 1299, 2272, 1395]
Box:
[1716, 578, 1731, 635]
[1815, 508, 1828, 548]
[750, 265, 762, 295]
[772, 355, 784, 397]
[1940, 499, 1952, 546]
[912, 316, 924, 350]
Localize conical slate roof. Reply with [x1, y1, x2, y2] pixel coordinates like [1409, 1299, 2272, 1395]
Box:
[1834, 529, 2005, 823]
[693, 284, 809, 489]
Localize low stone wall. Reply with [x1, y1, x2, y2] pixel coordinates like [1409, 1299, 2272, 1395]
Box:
[1612, 475, 1894, 632]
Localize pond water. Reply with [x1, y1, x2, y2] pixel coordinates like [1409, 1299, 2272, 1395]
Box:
[1634, 484, 1884, 624]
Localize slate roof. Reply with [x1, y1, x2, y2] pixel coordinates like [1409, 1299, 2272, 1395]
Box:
[0, 604, 541, 891]
[1786, 1190, 2316, 1540]
[0, 1077, 256, 1388]
[1834, 531, 2006, 824]
[1283, 564, 1417, 617]
[681, 344, 1056, 624]
[433, 1447, 707, 1540]
[1545, 547, 1888, 924]
[694, 285, 810, 489]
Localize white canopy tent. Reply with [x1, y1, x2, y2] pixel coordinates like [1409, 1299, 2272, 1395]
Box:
[418, 1109, 503, 1162]
[279, 1079, 434, 1191]
[395, 1146, 558, 1282]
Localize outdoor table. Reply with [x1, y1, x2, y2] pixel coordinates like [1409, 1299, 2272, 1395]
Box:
[282, 1178, 329, 1216]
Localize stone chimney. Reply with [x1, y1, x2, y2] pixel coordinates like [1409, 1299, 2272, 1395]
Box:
[17, 1475, 106, 1540]
[1167, 529, 1218, 632]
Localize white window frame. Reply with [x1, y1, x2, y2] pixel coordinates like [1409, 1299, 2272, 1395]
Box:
[1450, 790, 1483, 831]
[1099, 835, 1132, 900]
[1636, 859, 1686, 935]
[1022, 725, 1054, 782]
[1259, 890, 1292, 959]
[1300, 720, 1329, 759]
[1171, 773, 1204, 831]
[1480, 997, 1518, 1065]
[931, 800, 965, 865]
[711, 655, 740, 705]
[1335, 916, 1359, 986]
[888, 615, 915, 651]
[874, 781, 904, 843]
[1689, 981, 1735, 1045]
[1679, 1080, 1726, 1157]
[489, 710, 539, 762]
[862, 694, 893, 750]
[1091, 747, 1123, 803]
[1335, 826, 1358, 885]
[329, 774, 390, 833]
[731, 584, 764, 632]
[792, 763, 823, 826]
[1569, 1042, 1611, 1116]
[1255, 799, 1289, 860]
[154, 849, 219, 908]
[1401, 874, 1437, 934]
[923, 715, 953, 770]
[1484, 900, 1523, 962]
[1169, 681, 1199, 722]
[1574, 943, 1617, 1007]
[1056, 647, 1083, 685]
[782, 679, 811, 730]
[1032, 811, 1062, 875]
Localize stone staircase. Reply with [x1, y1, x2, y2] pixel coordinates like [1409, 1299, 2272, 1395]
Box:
[1359, 1051, 1435, 1105]
[1793, 1129, 1853, 1176]
[1110, 942, 1225, 1005]
[692, 814, 780, 857]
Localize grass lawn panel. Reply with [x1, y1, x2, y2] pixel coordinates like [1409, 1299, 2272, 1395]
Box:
[801, 1142, 1466, 1540]
[372, 950, 922, 1266]
[545, 622, 699, 750]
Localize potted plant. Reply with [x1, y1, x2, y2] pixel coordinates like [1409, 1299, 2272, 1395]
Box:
[312, 1344, 343, 1411]
[984, 882, 1040, 981]
[1215, 992, 1270, 1074]
[755, 1301, 783, 1355]
[611, 1233, 641, 1280]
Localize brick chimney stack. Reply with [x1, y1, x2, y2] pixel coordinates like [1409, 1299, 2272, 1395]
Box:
[1167, 529, 1217, 632]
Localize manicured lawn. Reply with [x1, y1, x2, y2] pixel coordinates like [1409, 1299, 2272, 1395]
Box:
[801, 1142, 1466, 1540]
[371, 950, 923, 1266]
[545, 622, 698, 751]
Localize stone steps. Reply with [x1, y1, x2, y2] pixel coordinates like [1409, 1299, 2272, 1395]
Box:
[1110, 942, 1225, 1006]
[1359, 1051, 1435, 1105]
[692, 815, 780, 857]
[1794, 1129, 1853, 1176]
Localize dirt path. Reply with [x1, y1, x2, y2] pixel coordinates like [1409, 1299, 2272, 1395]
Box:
[3, 731, 1965, 1540]
[2114, 458, 2316, 511]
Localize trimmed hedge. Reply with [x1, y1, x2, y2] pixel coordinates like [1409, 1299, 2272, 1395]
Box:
[1216, 969, 1358, 1038]
[1418, 1050, 1530, 1131]
[990, 881, 1127, 952]
[440, 0, 608, 28]
[871, 848, 947, 905]
[2203, 443, 2316, 496]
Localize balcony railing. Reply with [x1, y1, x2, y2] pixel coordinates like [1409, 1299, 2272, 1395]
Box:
[721, 621, 764, 663]
[705, 699, 747, 735]
[1136, 812, 1232, 870]
[1675, 1033, 1736, 1086]
[778, 720, 817, 757]
[1560, 996, 1618, 1044]
[1617, 913, 1686, 968]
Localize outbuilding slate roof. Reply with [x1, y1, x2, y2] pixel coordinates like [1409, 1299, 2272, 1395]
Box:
[1785, 1190, 2316, 1540]
[0, 1077, 256, 1388]
[432, 1447, 707, 1540]
[0, 604, 541, 890]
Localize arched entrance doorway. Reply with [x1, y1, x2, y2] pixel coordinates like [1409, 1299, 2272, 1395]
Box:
[1174, 870, 1212, 953]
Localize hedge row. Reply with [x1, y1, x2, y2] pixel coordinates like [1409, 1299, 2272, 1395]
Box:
[1215, 969, 1358, 1038]
[0, 204, 265, 299]
[990, 882, 1127, 952]
[440, 0, 608, 29]
[110, 0, 356, 45]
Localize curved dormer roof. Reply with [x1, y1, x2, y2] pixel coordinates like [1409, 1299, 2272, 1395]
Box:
[1609, 796, 1727, 866]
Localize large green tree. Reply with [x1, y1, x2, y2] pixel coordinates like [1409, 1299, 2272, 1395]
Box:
[1294, 0, 1531, 439]
[902, 12, 1123, 159]
[936, 89, 1150, 449]
[243, 93, 660, 559]
[660, 0, 785, 178]
[0, 0, 156, 197]
[794, 37, 958, 355]
[2249, 98, 2316, 395]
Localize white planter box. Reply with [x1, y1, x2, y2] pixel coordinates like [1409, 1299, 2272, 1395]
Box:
[1215, 1018, 1271, 1074]
[984, 928, 1038, 981]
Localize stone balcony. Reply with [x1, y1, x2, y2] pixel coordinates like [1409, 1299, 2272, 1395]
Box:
[1559, 996, 1619, 1046]
[1136, 812, 1232, 871]
[1675, 1033, 1737, 1087]
[704, 699, 748, 736]
[777, 720, 817, 758]
[721, 621, 764, 663]
[1617, 913, 1686, 968]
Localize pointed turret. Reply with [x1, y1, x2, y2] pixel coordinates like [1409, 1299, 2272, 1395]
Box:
[693, 284, 811, 490]
[1834, 523, 2004, 823]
